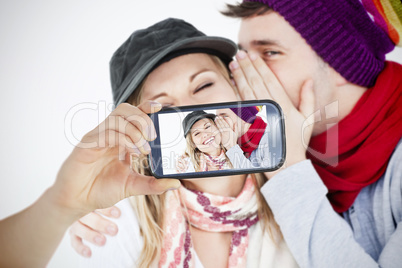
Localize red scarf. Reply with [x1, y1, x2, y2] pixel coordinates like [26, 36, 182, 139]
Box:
[239, 116, 268, 158]
[307, 61, 402, 213]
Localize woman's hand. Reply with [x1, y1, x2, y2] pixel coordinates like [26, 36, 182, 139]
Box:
[215, 116, 238, 150]
[229, 51, 315, 177]
[176, 154, 190, 173]
[48, 101, 181, 220]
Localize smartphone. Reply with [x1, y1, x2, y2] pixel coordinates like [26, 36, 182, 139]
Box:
[148, 100, 285, 179]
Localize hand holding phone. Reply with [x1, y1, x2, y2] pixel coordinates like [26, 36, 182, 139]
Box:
[148, 100, 286, 179]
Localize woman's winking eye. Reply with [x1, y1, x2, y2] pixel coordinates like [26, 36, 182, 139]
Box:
[193, 122, 211, 137]
[194, 82, 213, 94]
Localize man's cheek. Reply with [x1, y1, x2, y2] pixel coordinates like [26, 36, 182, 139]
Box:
[273, 70, 302, 107]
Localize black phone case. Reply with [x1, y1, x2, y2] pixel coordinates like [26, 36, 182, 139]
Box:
[147, 99, 286, 179]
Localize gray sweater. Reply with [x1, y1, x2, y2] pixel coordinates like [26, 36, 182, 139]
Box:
[261, 139, 402, 267]
[226, 131, 270, 169]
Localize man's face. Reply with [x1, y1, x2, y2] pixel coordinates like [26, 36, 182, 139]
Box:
[238, 11, 335, 111]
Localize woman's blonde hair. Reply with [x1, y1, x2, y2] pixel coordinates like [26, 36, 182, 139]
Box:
[127, 54, 280, 267]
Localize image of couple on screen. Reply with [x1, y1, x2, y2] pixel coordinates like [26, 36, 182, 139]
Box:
[176, 106, 270, 173]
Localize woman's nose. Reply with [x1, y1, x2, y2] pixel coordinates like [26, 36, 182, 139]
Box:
[175, 96, 199, 106]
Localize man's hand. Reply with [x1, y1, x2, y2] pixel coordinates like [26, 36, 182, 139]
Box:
[229, 51, 315, 177]
[69, 206, 120, 257]
[215, 116, 238, 150]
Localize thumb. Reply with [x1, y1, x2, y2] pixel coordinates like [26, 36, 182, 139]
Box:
[96, 205, 121, 218]
[233, 121, 238, 136]
[299, 79, 315, 147]
[138, 100, 163, 114]
[299, 79, 315, 120]
[125, 173, 181, 196]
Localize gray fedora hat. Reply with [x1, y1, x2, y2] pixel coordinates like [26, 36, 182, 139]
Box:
[182, 110, 216, 138]
[110, 18, 237, 106]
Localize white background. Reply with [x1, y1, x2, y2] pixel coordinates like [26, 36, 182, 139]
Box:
[159, 111, 195, 175]
[0, 0, 401, 267]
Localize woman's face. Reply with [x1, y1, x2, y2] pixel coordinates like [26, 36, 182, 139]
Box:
[140, 53, 238, 107]
[190, 118, 222, 155]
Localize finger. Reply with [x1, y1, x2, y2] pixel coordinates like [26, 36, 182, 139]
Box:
[300, 80, 316, 146]
[100, 129, 150, 155]
[96, 206, 121, 218]
[231, 50, 270, 100]
[233, 122, 238, 136]
[229, 60, 257, 101]
[215, 118, 231, 136]
[218, 116, 232, 129]
[216, 116, 229, 129]
[84, 115, 152, 152]
[113, 116, 151, 154]
[222, 116, 234, 129]
[104, 115, 144, 146]
[299, 79, 315, 119]
[248, 52, 292, 107]
[79, 212, 119, 236]
[214, 117, 225, 132]
[215, 117, 229, 135]
[69, 220, 106, 246]
[70, 234, 92, 257]
[125, 173, 181, 196]
[177, 162, 184, 169]
[215, 117, 233, 146]
[114, 102, 158, 141]
[236, 51, 271, 99]
[137, 100, 162, 114]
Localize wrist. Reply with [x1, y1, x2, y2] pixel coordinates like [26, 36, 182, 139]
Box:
[40, 186, 88, 226]
[265, 156, 308, 180]
[226, 144, 235, 150]
[225, 141, 237, 150]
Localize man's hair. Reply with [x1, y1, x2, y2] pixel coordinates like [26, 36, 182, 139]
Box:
[221, 1, 271, 18]
[222, 0, 394, 87]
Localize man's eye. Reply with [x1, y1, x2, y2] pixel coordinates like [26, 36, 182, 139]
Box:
[194, 82, 213, 93]
[263, 51, 280, 57]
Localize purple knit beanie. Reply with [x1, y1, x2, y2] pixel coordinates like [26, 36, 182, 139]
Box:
[244, 0, 395, 87]
[230, 106, 258, 123]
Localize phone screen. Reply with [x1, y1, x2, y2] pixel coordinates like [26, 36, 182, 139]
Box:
[148, 100, 285, 179]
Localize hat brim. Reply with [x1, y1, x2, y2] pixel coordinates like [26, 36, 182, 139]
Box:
[183, 113, 216, 138]
[115, 36, 237, 106]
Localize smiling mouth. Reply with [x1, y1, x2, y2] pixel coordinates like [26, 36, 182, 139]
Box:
[203, 137, 215, 145]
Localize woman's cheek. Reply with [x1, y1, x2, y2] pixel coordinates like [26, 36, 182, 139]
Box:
[193, 138, 199, 147]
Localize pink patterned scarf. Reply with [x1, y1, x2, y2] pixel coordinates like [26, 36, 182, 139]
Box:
[199, 150, 232, 171]
[176, 150, 232, 173]
[159, 176, 258, 267]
